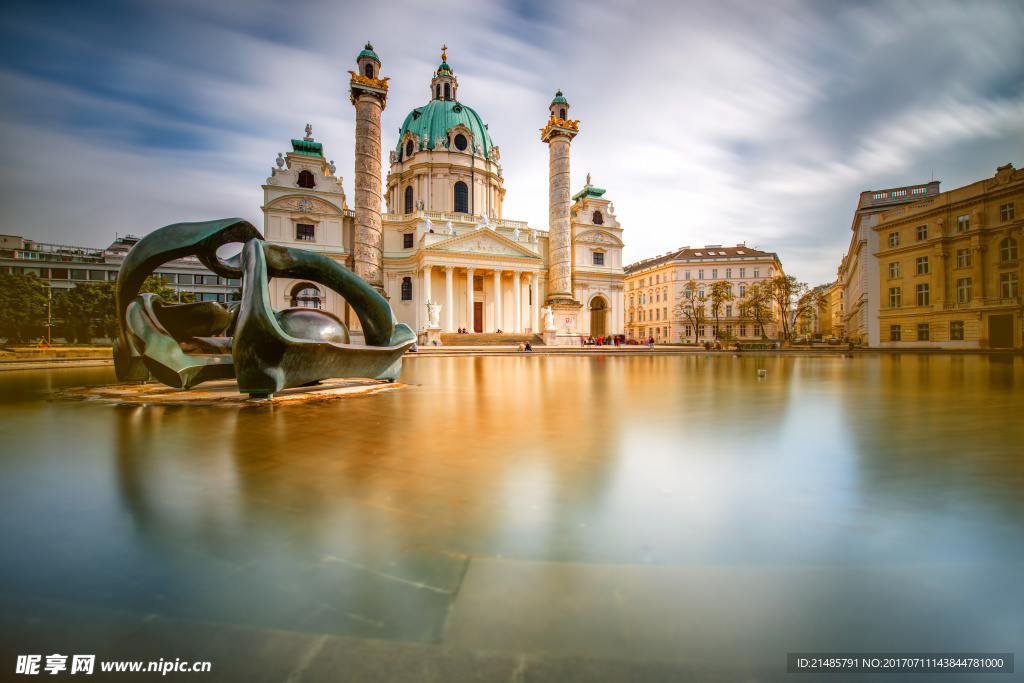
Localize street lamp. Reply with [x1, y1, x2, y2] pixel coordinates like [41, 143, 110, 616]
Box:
[42, 283, 53, 348]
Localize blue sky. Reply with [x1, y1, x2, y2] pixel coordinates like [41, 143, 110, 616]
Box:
[1, 0, 1021, 286]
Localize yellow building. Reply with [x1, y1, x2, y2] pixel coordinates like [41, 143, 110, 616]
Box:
[828, 274, 845, 339]
[873, 163, 1023, 349]
[624, 244, 783, 342]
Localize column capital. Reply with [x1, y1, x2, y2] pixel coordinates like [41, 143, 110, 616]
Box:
[445, 264, 455, 273]
[524, 272, 533, 283]
[422, 263, 433, 273]
[513, 269, 522, 277]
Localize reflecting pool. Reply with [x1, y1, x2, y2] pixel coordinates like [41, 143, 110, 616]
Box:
[0, 355, 1021, 681]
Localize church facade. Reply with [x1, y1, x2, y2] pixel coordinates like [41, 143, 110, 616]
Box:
[261, 46, 624, 343]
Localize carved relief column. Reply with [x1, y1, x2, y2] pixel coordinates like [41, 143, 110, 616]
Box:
[543, 133, 575, 301]
[445, 265, 454, 332]
[350, 44, 388, 295]
[466, 267, 475, 332]
[493, 270, 503, 332]
[512, 270, 522, 333]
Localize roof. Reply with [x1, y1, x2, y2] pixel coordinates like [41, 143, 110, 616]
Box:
[551, 90, 568, 106]
[396, 99, 495, 157]
[437, 61, 452, 74]
[572, 184, 606, 201]
[625, 245, 780, 275]
[359, 42, 379, 62]
[291, 139, 324, 157]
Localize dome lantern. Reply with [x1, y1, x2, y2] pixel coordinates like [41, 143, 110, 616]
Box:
[430, 45, 458, 102]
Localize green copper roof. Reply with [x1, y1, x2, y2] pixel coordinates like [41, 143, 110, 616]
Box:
[572, 184, 606, 201]
[437, 61, 452, 73]
[291, 139, 324, 157]
[359, 42, 379, 61]
[396, 99, 495, 158]
[551, 90, 568, 105]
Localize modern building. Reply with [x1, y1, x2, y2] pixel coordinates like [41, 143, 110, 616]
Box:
[839, 181, 941, 346]
[873, 163, 1022, 348]
[0, 234, 240, 302]
[262, 45, 625, 344]
[624, 244, 784, 343]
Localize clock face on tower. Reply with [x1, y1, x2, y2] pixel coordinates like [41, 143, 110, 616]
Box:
[297, 199, 313, 213]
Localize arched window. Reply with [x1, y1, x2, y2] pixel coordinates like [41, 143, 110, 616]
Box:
[454, 181, 469, 213]
[364, 63, 373, 78]
[435, 84, 440, 100]
[297, 170, 315, 189]
[405, 139, 414, 158]
[1000, 237, 1018, 261]
[593, 211, 603, 225]
[559, 108, 566, 120]
[291, 284, 322, 309]
[444, 83, 451, 100]
[404, 186, 414, 214]
[454, 134, 468, 151]
[401, 277, 412, 301]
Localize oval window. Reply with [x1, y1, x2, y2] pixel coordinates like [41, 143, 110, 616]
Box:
[454, 134, 468, 151]
[405, 140, 414, 158]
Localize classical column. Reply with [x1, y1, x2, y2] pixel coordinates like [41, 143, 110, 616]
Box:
[445, 266, 454, 332]
[513, 270, 522, 332]
[350, 44, 388, 294]
[530, 272, 540, 332]
[493, 270, 503, 332]
[422, 264, 433, 330]
[466, 267, 475, 332]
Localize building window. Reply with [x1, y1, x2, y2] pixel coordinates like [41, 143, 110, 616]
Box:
[297, 170, 315, 189]
[655, 309, 660, 320]
[404, 186, 414, 214]
[725, 268, 732, 278]
[739, 285, 746, 297]
[916, 283, 930, 306]
[918, 323, 929, 341]
[296, 224, 315, 241]
[698, 288, 705, 298]
[593, 252, 604, 266]
[655, 275, 660, 284]
[292, 285, 322, 309]
[454, 181, 469, 213]
[957, 214, 969, 232]
[725, 305, 732, 317]
[403, 233, 414, 249]
[753, 325, 761, 337]
[888, 287, 901, 308]
[435, 84, 441, 100]
[444, 83, 451, 100]
[685, 325, 691, 337]
[753, 268, 760, 278]
[629, 296, 634, 307]
[178, 273, 194, 284]
[916, 225, 927, 241]
[89, 270, 105, 281]
[956, 248, 972, 269]
[655, 291, 660, 302]
[1000, 237, 1018, 262]
[1000, 202, 1016, 221]
[888, 262, 901, 278]
[916, 256, 929, 274]
[629, 312, 634, 323]
[956, 277, 972, 303]
[712, 269, 718, 279]
[1000, 272, 1019, 298]
[663, 307, 668, 319]
[739, 324, 747, 336]
[890, 325, 901, 341]
[401, 277, 412, 301]
[454, 133, 468, 151]
[739, 268, 745, 278]
[593, 211, 603, 225]
[726, 286, 733, 297]
[559, 108, 566, 119]
[685, 270, 691, 280]
[698, 325, 705, 337]
[888, 232, 900, 247]
[950, 321, 964, 340]
[406, 140, 414, 158]
[698, 270, 704, 279]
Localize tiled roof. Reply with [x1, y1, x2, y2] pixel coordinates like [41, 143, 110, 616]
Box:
[625, 245, 779, 275]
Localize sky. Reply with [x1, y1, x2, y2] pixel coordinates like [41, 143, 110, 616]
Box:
[0, 0, 1021, 286]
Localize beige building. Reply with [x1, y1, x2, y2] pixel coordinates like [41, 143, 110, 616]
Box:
[828, 276, 845, 338]
[873, 163, 1023, 349]
[840, 181, 941, 346]
[262, 45, 624, 344]
[624, 245, 783, 343]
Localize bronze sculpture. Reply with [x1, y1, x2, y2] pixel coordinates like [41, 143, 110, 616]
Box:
[113, 218, 415, 398]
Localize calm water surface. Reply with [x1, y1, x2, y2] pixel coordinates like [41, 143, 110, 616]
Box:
[0, 355, 1021, 675]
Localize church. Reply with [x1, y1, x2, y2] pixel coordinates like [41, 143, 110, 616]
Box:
[260, 45, 625, 344]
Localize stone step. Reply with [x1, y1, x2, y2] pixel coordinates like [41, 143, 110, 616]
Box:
[439, 333, 545, 346]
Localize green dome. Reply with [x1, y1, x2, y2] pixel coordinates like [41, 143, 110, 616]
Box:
[550, 90, 568, 105]
[359, 42, 379, 61]
[437, 61, 452, 74]
[396, 99, 495, 158]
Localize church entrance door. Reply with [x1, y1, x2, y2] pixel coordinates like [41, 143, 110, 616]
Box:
[473, 302, 483, 333]
[590, 296, 608, 338]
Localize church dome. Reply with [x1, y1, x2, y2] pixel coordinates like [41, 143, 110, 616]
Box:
[395, 99, 495, 158]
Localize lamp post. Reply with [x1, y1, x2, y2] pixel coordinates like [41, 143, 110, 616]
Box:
[42, 283, 52, 350]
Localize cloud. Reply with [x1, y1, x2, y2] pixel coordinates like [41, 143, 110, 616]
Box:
[0, 0, 1021, 286]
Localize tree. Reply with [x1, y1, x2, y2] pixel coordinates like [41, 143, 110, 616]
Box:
[0, 272, 49, 343]
[674, 279, 709, 343]
[708, 280, 735, 340]
[737, 281, 773, 339]
[51, 276, 194, 343]
[769, 274, 811, 342]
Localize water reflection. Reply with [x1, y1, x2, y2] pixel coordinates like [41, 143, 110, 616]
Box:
[0, 355, 1022, 667]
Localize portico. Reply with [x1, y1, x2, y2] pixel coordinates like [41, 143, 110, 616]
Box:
[415, 260, 541, 335]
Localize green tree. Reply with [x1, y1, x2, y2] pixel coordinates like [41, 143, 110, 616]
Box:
[51, 276, 194, 343]
[737, 281, 773, 339]
[0, 272, 49, 343]
[674, 279, 709, 343]
[769, 274, 810, 342]
[708, 280, 735, 340]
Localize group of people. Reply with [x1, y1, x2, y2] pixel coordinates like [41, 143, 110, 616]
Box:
[516, 341, 533, 352]
[580, 335, 628, 347]
[455, 328, 471, 334]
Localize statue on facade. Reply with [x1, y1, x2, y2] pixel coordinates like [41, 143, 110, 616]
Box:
[474, 143, 484, 157]
[444, 220, 453, 235]
[426, 301, 441, 328]
[112, 219, 415, 398]
[433, 136, 446, 150]
[541, 305, 555, 331]
[389, 150, 397, 164]
[513, 226, 520, 241]
[422, 133, 429, 150]
[425, 217, 434, 233]
[416, 197, 424, 210]
[304, 124, 313, 141]
[476, 214, 487, 230]
[530, 227, 537, 243]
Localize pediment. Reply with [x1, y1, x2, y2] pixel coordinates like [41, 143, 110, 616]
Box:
[266, 194, 343, 215]
[426, 228, 540, 259]
[575, 229, 622, 247]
